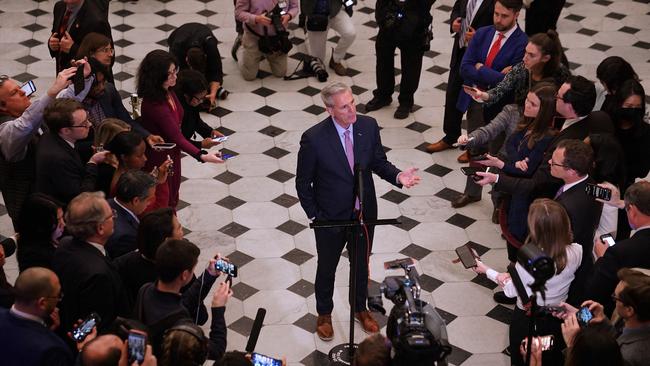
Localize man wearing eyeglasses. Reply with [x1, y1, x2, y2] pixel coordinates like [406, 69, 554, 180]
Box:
[52, 192, 130, 339]
[35, 99, 110, 206]
[0, 267, 73, 366]
[0, 61, 95, 229]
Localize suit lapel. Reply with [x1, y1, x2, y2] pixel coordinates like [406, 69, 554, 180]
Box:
[325, 118, 354, 176]
[471, 0, 493, 27]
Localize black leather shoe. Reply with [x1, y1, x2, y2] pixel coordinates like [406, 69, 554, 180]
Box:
[364, 97, 391, 112]
[393, 105, 411, 119]
[493, 291, 517, 304]
[451, 194, 481, 208]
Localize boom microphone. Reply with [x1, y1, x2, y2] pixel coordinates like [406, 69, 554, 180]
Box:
[245, 308, 267, 353]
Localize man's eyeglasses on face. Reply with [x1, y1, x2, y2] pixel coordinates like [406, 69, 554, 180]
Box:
[45, 292, 64, 302]
[68, 118, 92, 129]
[102, 209, 117, 223]
[549, 160, 567, 168]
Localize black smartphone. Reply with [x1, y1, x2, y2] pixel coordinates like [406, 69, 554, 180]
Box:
[251, 352, 282, 366]
[20, 80, 36, 97]
[128, 329, 147, 364]
[585, 183, 612, 201]
[383, 257, 415, 270]
[600, 233, 616, 247]
[470, 153, 489, 161]
[215, 258, 238, 277]
[540, 305, 566, 314]
[222, 153, 235, 160]
[455, 244, 477, 268]
[577, 306, 593, 327]
[460, 167, 483, 176]
[72, 312, 101, 342]
[73, 64, 84, 95]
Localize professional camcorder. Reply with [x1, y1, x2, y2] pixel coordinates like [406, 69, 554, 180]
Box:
[368, 258, 452, 365]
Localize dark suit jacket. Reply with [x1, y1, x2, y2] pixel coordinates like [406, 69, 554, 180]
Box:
[556, 178, 602, 260]
[96, 82, 150, 138]
[496, 111, 614, 200]
[296, 115, 401, 221]
[168, 23, 224, 84]
[49, 0, 112, 72]
[0, 309, 74, 366]
[52, 236, 130, 334]
[586, 228, 650, 316]
[176, 89, 214, 149]
[35, 133, 98, 206]
[105, 198, 139, 259]
[450, 0, 496, 66]
[457, 25, 527, 112]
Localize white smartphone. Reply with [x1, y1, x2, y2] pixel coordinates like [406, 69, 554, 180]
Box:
[212, 136, 228, 143]
[152, 143, 177, 150]
[20, 80, 36, 97]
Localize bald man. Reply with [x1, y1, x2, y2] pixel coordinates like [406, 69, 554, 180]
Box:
[0, 267, 73, 365]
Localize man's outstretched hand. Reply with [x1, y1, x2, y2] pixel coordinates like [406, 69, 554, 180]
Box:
[398, 167, 421, 188]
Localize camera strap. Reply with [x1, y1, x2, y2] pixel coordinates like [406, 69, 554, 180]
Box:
[507, 263, 532, 313]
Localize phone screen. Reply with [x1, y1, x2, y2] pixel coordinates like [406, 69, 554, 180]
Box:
[212, 136, 228, 143]
[585, 183, 612, 201]
[20, 80, 36, 97]
[251, 352, 282, 366]
[72, 314, 99, 342]
[455, 245, 477, 269]
[128, 331, 147, 364]
[577, 306, 593, 327]
[215, 259, 238, 277]
[600, 234, 616, 247]
[222, 153, 235, 160]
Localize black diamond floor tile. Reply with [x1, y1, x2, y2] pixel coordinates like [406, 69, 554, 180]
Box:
[228, 316, 255, 337]
[216, 195, 246, 210]
[113, 39, 134, 48]
[287, 279, 315, 297]
[593, 0, 613, 5]
[447, 344, 473, 366]
[425, 163, 453, 177]
[271, 193, 300, 208]
[393, 215, 420, 231]
[471, 273, 499, 290]
[589, 43, 611, 51]
[259, 125, 286, 137]
[113, 71, 133, 82]
[213, 171, 242, 184]
[113, 9, 133, 17]
[605, 12, 626, 20]
[633, 41, 650, 49]
[156, 24, 176, 32]
[26, 8, 47, 17]
[113, 23, 134, 32]
[256, 105, 281, 117]
[209, 106, 232, 118]
[219, 222, 250, 238]
[23, 23, 46, 32]
[436, 4, 452, 11]
[267, 169, 295, 183]
[466, 241, 490, 257]
[405, 121, 431, 133]
[435, 307, 458, 325]
[576, 28, 598, 36]
[197, 9, 216, 17]
[176, 199, 190, 211]
[300, 349, 330, 366]
[399, 243, 432, 261]
[303, 105, 326, 115]
[252, 87, 276, 97]
[618, 26, 640, 34]
[293, 313, 318, 333]
[298, 86, 321, 96]
[226, 250, 255, 267]
[350, 85, 368, 95]
[435, 82, 448, 91]
[155, 9, 175, 17]
[423, 50, 441, 59]
[426, 65, 449, 75]
[381, 190, 410, 204]
[565, 14, 585, 21]
[263, 146, 291, 159]
[216, 126, 236, 136]
[435, 188, 463, 202]
[19, 39, 42, 48]
[446, 213, 476, 229]
[486, 304, 513, 325]
[277, 220, 307, 236]
[418, 273, 444, 292]
[15, 55, 39, 65]
[114, 55, 134, 64]
[231, 282, 259, 301]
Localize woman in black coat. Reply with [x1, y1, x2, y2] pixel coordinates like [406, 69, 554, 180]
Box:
[16, 194, 65, 272]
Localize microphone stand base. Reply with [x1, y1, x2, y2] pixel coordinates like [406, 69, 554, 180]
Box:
[328, 343, 358, 365]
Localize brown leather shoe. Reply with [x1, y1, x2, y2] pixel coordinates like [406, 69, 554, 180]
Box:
[451, 194, 481, 208]
[355, 311, 379, 334]
[425, 140, 452, 153]
[457, 151, 470, 163]
[316, 314, 334, 341]
[329, 56, 347, 76]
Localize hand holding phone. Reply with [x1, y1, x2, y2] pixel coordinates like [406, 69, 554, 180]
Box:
[212, 136, 228, 143]
[600, 233, 615, 247]
[585, 183, 612, 201]
[251, 352, 283, 366]
[521, 335, 554, 352]
[71, 312, 101, 342]
[128, 330, 147, 364]
[455, 244, 478, 268]
[576, 306, 593, 327]
[20, 80, 36, 97]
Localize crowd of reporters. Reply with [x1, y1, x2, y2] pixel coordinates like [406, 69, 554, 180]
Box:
[1, 0, 650, 365]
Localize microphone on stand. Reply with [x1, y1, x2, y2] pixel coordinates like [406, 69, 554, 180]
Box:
[354, 164, 365, 216]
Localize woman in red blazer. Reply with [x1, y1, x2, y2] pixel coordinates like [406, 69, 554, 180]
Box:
[136, 50, 223, 209]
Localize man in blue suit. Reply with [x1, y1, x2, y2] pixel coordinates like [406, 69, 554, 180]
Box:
[0, 267, 74, 366]
[296, 82, 420, 341]
[452, 0, 527, 208]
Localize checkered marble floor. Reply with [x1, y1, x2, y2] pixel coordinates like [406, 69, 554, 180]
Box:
[1, 0, 649, 365]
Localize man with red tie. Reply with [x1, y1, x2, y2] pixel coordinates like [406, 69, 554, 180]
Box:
[296, 82, 420, 341]
[48, 0, 112, 73]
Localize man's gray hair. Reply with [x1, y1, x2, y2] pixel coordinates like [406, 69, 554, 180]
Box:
[65, 191, 108, 240]
[320, 82, 352, 107]
[625, 181, 650, 216]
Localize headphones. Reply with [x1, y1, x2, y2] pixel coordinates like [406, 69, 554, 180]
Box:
[164, 322, 208, 364]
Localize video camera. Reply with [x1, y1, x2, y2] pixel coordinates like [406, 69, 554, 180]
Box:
[368, 258, 452, 365]
[258, 2, 293, 54]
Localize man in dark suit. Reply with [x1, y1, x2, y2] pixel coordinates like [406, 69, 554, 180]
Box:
[52, 192, 131, 337]
[105, 171, 156, 258]
[35, 99, 108, 206]
[48, 0, 112, 73]
[296, 82, 420, 341]
[587, 181, 650, 316]
[425, 0, 495, 154]
[550, 139, 602, 304]
[0, 267, 74, 366]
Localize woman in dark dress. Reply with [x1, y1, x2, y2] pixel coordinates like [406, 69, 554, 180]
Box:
[16, 194, 65, 272]
[136, 50, 224, 209]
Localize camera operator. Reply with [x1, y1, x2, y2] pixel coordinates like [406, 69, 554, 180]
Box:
[168, 23, 229, 109]
[173, 70, 226, 150]
[235, 0, 298, 81]
[301, 0, 356, 76]
[364, 0, 435, 119]
[354, 334, 391, 366]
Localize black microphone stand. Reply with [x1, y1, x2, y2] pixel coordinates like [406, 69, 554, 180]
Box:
[310, 165, 400, 365]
